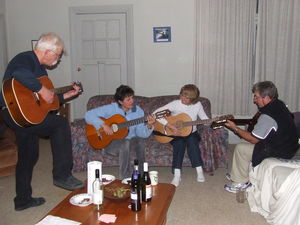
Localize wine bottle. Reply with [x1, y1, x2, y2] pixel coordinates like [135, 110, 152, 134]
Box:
[141, 162, 152, 202]
[92, 169, 103, 210]
[131, 159, 139, 181]
[131, 159, 141, 211]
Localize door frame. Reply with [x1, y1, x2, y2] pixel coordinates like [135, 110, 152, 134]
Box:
[0, 13, 8, 82]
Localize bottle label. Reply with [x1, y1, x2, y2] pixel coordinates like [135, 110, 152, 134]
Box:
[146, 185, 152, 199]
[131, 192, 138, 200]
[93, 190, 103, 204]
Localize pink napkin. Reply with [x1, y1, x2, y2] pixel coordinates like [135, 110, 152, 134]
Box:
[98, 214, 117, 223]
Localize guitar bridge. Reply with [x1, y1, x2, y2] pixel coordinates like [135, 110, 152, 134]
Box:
[96, 130, 102, 140]
[33, 92, 41, 105]
[163, 125, 168, 135]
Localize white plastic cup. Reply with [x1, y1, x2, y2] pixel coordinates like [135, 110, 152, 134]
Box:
[149, 171, 159, 185]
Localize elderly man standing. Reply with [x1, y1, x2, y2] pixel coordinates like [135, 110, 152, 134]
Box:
[0, 33, 83, 210]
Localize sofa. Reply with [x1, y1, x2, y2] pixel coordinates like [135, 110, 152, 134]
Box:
[0, 111, 18, 177]
[71, 95, 229, 174]
[247, 112, 300, 225]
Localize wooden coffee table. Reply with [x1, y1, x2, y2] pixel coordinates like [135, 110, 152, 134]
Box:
[43, 181, 175, 225]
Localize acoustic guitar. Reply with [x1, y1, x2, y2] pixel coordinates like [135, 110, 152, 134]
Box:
[2, 76, 83, 127]
[85, 109, 171, 149]
[153, 113, 234, 143]
[211, 112, 260, 132]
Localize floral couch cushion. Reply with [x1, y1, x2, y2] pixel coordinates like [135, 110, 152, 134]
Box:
[71, 95, 228, 174]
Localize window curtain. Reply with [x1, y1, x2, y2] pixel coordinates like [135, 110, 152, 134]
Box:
[255, 0, 300, 112]
[194, 0, 257, 116]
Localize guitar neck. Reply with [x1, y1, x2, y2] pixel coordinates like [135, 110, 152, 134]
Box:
[231, 119, 253, 125]
[183, 118, 216, 127]
[116, 109, 170, 130]
[118, 116, 147, 129]
[52, 85, 74, 95]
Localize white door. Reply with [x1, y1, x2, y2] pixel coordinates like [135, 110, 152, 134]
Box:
[70, 6, 134, 119]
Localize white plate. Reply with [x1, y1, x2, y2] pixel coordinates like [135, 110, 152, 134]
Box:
[69, 193, 92, 207]
[102, 174, 116, 185]
[121, 177, 131, 185]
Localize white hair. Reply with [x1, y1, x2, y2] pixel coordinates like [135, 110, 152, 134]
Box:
[35, 32, 64, 52]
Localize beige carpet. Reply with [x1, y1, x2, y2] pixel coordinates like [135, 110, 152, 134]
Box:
[0, 139, 269, 225]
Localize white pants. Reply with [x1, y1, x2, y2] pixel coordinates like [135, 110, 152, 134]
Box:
[230, 142, 254, 184]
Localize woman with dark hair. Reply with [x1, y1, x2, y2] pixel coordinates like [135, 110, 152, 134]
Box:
[85, 85, 155, 179]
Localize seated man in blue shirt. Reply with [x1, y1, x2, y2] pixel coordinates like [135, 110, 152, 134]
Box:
[85, 85, 155, 179]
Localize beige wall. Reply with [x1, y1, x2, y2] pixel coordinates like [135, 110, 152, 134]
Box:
[5, 0, 195, 97]
[0, 0, 5, 14]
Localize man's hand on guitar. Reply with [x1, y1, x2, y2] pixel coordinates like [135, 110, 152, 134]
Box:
[102, 123, 114, 135]
[224, 120, 238, 132]
[63, 83, 81, 100]
[38, 86, 55, 104]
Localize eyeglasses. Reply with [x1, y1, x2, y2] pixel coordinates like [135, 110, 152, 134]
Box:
[180, 94, 191, 99]
[253, 95, 263, 100]
[49, 50, 62, 59]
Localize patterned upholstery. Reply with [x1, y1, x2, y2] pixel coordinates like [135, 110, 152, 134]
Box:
[71, 95, 229, 174]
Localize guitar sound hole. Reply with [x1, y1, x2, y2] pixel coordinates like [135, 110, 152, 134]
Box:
[111, 124, 119, 133]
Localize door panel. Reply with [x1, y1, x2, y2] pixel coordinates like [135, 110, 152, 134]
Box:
[101, 64, 122, 93]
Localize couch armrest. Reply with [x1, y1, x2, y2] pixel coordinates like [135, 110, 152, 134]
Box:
[70, 119, 92, 172]
[198, 125, 229, 173]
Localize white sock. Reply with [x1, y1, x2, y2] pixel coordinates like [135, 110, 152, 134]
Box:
[171, 168, 181, 187]
[196, 166, 205, 182]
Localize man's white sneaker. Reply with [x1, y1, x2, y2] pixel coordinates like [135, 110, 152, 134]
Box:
[224, 182, 252, 193]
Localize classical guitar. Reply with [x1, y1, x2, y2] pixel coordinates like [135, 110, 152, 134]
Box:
[210, 112, 260, 132]
[85, 109, 171, 149]
[2, 76, 83, 127]
[153, 113, 234, 143]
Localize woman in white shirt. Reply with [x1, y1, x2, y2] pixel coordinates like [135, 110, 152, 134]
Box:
[154, 84, 209, 187]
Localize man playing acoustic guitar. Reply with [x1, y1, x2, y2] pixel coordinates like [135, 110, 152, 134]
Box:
[0, 33, 83, 211]
[224, 81, 299, 193]
[85, 85, 156, 179]
[153, 84, 209, 187]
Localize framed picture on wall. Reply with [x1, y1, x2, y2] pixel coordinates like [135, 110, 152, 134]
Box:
[153, 26, 171, 42]
[31, 40, 38, 50]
